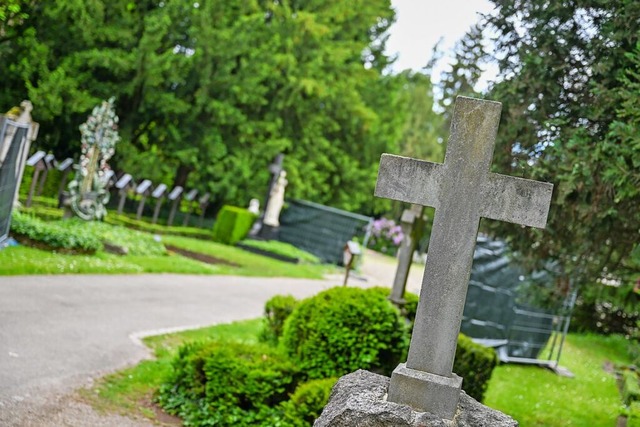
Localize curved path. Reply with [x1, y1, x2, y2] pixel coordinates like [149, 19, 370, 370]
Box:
[0, 252, 422, 426]
[0, 274, 345, 425]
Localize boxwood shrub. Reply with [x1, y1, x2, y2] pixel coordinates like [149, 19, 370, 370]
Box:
[278, 377, 337, 426]
[157, 341, 301, 426]
[10, 212, 102, 253]
[212, 205, 257, 245]
[453, 333, 498, 402]
[281, 287, 409, 379]
[260, 294, 299, 344]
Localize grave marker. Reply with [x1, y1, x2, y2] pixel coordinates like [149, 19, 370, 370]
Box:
[167, 186, 183, 226]
[114, 173, 134, 215]
[389, 205, 425, 305]
[151, 183, 168, 224]
[135, 179, 153, 220]
[375, 96, 553, 419]
[182, 189, 198, 226]
[198, 192, 210, 227]
[25, 151, 47, 207]
[251, 153, 284, 236]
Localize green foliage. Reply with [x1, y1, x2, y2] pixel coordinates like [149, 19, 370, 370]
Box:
[10, 212, 102, 252]
[281, 287, 408, 379]
[457, 0, 640, 290]
[453, 334, 497, 402]
[278, 377, 337, 427]
[260, 295, 299, 345]
[629, 401, 640, 427]
[571, 284, 639, 338]
[212, 206, 257, 245]
[623, 370, 640, 406]
[403, 291, 419, 325]
[157, 341, 300, 426]
[239, 239, 320, 264]
[73, 221, 166, 256]
[0, 0, 412, 215]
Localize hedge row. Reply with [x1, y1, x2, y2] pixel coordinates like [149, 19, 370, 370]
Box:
[212, 205, 257, 245]
[10, 212, 102, 253]
[159, 287, 499, 426]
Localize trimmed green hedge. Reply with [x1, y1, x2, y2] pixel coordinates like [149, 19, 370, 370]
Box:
[278, 377, 337, 426]
[10, 212, 102, 253]
[453, 333, 498, 402]
[624, 370, 640, 405]
[281, 287, 409, 379]
[157, 341, 300, 426]
[212, 206, 257, 245]
[629, 401, 640, 427]
[260, 294, 299, 344]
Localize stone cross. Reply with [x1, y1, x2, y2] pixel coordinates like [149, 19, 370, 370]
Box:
[375, 96, 553, 419]
[389, 204, 425, 305]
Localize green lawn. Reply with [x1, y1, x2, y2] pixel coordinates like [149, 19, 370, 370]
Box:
[484, 333, 632, 426]
[81, 318, 632, 427]
[80, 319, 264, 419]
[0, 234, 331, 278]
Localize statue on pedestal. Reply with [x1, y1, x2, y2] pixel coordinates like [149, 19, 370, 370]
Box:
[67, 98, 120, 220]
[263, 170, 287, 227]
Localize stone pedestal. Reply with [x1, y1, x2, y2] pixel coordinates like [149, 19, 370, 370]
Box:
[314, 370, 518, 427]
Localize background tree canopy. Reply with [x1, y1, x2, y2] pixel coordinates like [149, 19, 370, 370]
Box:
[442, 0, 640, 290]
[0, 0, 437, 215]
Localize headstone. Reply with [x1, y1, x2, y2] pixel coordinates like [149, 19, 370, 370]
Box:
[135, 179, 153, 220]
[67, 98, 120, 220]
[114, 173, 134, 215]
[389, 205, 426, 305]
[198, 192, 210, 227]
[56, 158, 74, 206]
[248, 198, 260, 215]
[182, 189, 198, 226]
[166, 186, 183, 226]
[3, 101, 40, 207]
[151, 183, 168, 224]
[0, 105, 34, 246]
[250, 153, 284, 236]
[261, 170, 287, 239]
[35, 153, 55, 197]
[24, 151, 48, 207]
[374, 96, 553, 419]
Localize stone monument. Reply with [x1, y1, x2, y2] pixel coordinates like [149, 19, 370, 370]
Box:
[251, 153, 284, 236]
[372, 96, 553, 419]
[67, 98, 120, 220]
[389, 204, 425, 305]
[261, 170, 287, 239]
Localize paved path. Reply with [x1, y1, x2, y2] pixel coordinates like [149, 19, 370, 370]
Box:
[0, 251, 424, 425]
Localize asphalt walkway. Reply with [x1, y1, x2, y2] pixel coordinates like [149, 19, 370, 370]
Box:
[0, 250, 424, 425]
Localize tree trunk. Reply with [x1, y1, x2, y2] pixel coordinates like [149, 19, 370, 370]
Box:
[173, 164, 192, 189]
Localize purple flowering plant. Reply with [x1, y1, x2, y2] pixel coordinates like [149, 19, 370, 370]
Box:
[368, 217, 404, 256]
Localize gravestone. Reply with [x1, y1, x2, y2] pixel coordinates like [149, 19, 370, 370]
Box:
[135, 179, 153, 220]
[166, 186, 183, 226]
[198, 192, 210, 227]
[24, 151, 49, 207]
[114, 173, 134, 215]
[182, 189, 198, 226]
[0, 102, 36, 246]
[67, 98, 120, 220]
[251, 153, 284, 236]
[261, 170, 287, 239]
[151, 183, 168, 224]
[389, 205, 426, 305]
[56, 158, 74, 206]
[375, 96, 553, 419]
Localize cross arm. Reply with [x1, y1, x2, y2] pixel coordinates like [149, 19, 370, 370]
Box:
[375, 154, 444, 208]
[480, 173, 554, 229]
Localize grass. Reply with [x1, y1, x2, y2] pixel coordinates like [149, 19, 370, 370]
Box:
[484, 333, 633, 426]
[1, 228, 332, 278]
[162, 235, 331, 278]
[80, 318, 263, 419]
[238, 239, 321, 264]
[81, 318, 633, 427]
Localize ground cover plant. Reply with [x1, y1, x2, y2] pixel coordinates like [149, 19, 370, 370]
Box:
[238, 239, 321, 264]
[484, 333, 634, 426]
[82, 302, 633, 427]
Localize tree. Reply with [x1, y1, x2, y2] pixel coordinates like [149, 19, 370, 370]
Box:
[462, 0, 640, 290]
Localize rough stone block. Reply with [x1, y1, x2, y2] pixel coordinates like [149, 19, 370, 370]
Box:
[314, 370, 518, 427]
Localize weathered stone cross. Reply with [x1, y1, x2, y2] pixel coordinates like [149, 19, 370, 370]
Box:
[375, 96, 553, 419]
